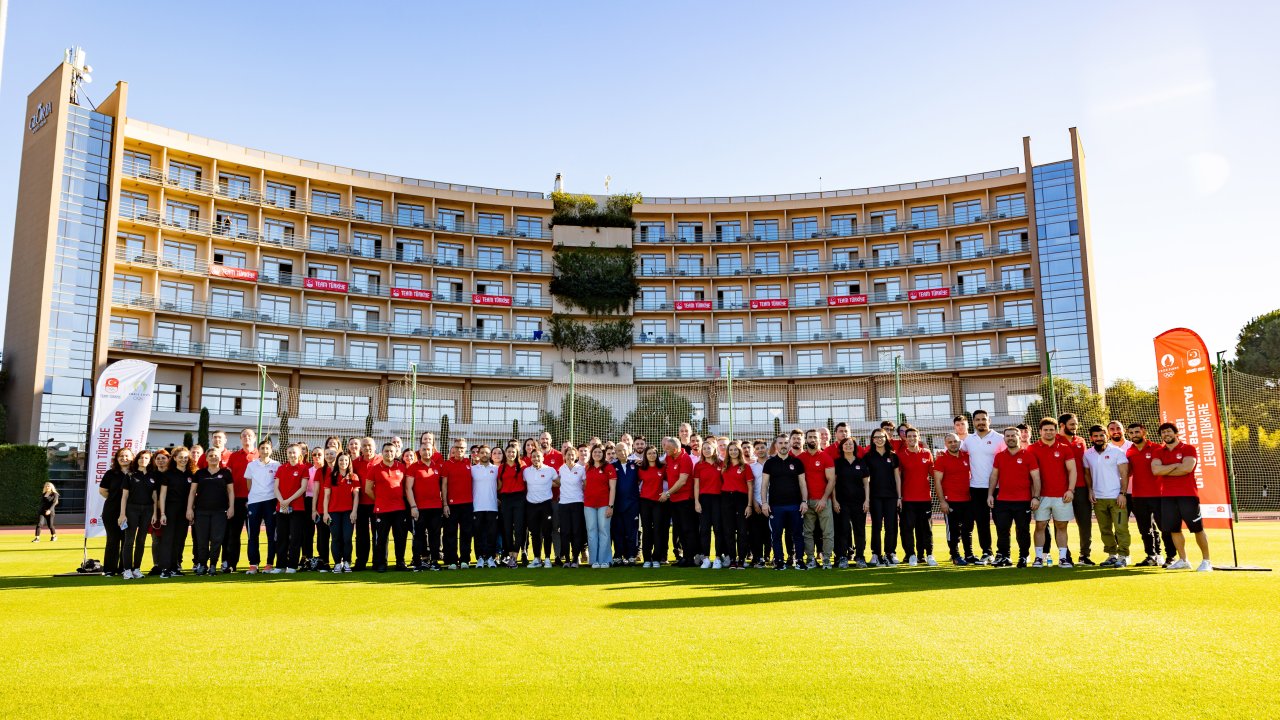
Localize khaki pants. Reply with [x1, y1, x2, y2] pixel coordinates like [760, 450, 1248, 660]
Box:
[803, 499, 835, 564]
[1094, 497, 1130, 556]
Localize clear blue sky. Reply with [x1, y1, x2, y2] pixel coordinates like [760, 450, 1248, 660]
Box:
[2, 1, 1277, 386]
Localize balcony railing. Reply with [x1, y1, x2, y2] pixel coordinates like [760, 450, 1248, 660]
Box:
[634, 351, 1040, 380]
[633, 314, 1036, 345]
[636, 241, 1031, 278]
[112, 291, 551, 342]
[634, 207, 1028, 244]
[635, 280, 1032, 311]
[121, 164, 550, 238]
[108, 336, 552, 378]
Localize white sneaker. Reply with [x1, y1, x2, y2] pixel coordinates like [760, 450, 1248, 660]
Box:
[926, 555, 938, 567]
[907, 554, 918, 567]
[701, 558, 712, 569]
[1196, 560, 1213, 572]
[529, 559, 541, 568]
[543, 560, 553, 568]
[1115, 556, 1129, 568]
[1168, 559, 1191, 570]
[268, 567, 283, 574]
[122, 570, 134, 580]
[1154, 554, 1164, 566]
[642, 561, 652, 568]
[887, 554, 899, 566]
[285, 567, 297, 574]
[31, 537, 39, 543]
[712, 559, 722, 569]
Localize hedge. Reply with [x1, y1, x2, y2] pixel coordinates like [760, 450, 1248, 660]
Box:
[0, 444, 49, 525]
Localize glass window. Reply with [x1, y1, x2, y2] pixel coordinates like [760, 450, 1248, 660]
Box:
[478, 246, 505, 270]
[209, 287, 245, 314]
[473, 400, 539, 425]
[393, 308, 423, 332]
[872, 244, 899, 266]
[516, 249, 542, 272]
[397, 238, 425, 262]
[218, 172, 251, 200]
[397, 203, 426, 228]
[1006, 336, 1037, 361]
[153, 383, 182, 413]
[354, 197, 383, 223]
[311, 190, 342, 215]
[110, 316, 139, 340]
[914, 273, 943, 290]
[437, 209, 464, 231]
[752, 220, 778, 240]
[830, 214, 856, 236]
[123, 150, 152, 177]
[388, 396, 454, 423]
[880, 395, 951, 421]
[264, 182, 296, 209]
[791, 217, 817, 239]
[677, 222, 703, 242]
[168, 160, 202, 191]
[798, 398, 866, 423]
[310, 226, 340, 253]
[995, 193, 1026, 217]
[911, 241, 941, 263]
[721, 400, 786, 425]
[298, 392, 369, 420]
[755, 318, 782, 340]
[304, 337, 336, 359]
[715, 221, 741, 242]
[792, 250, 819, 271]
[677, 254, 703, 274]
[918, 343, 947, 367]
[352, 232, 381, 259]
[797, 349, 823, 370]
[869, 210, 897, 232]
[639, 222, 666, 242]
[516, 216, 544, 238]
[477, 212, 504, 235]
[910, 205, 939, 229]
[953, 199, 982, 223]
[753, 252, 780, 273]
[433, 346, 462, 370]
[835, 347, 864, 369]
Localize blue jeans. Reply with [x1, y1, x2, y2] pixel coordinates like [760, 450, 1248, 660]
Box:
[245, 499, 277, 567]
[329, 511, 355, 564]
[768, 504, 803, 564]
[585, 506, 612, 566]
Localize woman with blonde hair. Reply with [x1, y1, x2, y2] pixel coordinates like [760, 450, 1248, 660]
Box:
[33, 482, 59, 542]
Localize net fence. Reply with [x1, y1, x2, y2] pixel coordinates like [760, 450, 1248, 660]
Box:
[243, 365, 1278, 514]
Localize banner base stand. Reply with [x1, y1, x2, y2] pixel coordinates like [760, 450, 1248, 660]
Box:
[1213, 565, 1272, 572]
[53, 571, 104, 577]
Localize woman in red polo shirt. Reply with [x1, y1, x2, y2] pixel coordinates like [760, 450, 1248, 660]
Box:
[404, 449, 443, 571]
[721, 441, 754, 569]
[693, 441, 725, 569]
[497, 445, 527, 568]
[322, 451, 361, 573]
[636, 445, 667, 567]
[584, 445, 617, 569]
[272, 444, 309, 574]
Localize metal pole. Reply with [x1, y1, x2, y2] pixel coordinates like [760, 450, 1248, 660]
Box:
[1045, 351, 1059, 421]
[410, 362, 418, 443]
[893, 356, 902, 423]
[569, 359, 576, 445]
[1216, 351, 1242, 567]
[727, 360, 734, 441]
[255, 364, 265, 440]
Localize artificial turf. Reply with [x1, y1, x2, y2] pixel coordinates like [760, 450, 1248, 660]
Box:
[1, 524, 1277, 719]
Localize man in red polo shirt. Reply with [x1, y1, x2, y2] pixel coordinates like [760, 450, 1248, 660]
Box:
[1125, 422, 1173, 566]
[800, 429, 836, 569]
[351, 437, 378, 570]
[1152, 423, 1211, 571]
[441, 438, 475, 569]
[218, 428, 258, 573]
[824, 422, 850, 462]
[933, 433, 972, 566]
[898, 427, 936, 567]
[988, 426, 1040, 567]
[1027, 417, 1078, 568]
[366, 442, 409, 572]
[662, 436, 696, 567]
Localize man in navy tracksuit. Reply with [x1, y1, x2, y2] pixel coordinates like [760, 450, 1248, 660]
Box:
[611, 443, 641, 565]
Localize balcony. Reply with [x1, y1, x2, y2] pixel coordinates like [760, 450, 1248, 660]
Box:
[634, 280, 1032, 312]
[635, 241, 1031, 279]
[633, 351, 1039, 380]
[632, 314, 1036, 345]
[108, 336, 552, 378]
[633, 207, 1027, 245]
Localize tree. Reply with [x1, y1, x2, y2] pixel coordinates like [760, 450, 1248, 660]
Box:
[197, 407, 210, 449]
[512, 419, 520, 442]
[541, 393, 617, 446]
[1234, 309, 1280, 379]
[773, 416, 782, 438]
[623, 389, 697, 445]
[182, 432, 194, 449]
[364, 413, 374, 439]
[1022, 377, 1106, 430]
[1103, 378, 1160, 430]
[440, 414, 450, 450]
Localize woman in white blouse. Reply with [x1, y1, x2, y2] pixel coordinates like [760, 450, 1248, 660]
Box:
[556, 446, 587, 568]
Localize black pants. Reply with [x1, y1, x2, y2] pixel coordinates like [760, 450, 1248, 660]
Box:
[968, 487, 992, 556]
[612, 501, 640, 560]
[993, 500, 1032, 560]
[301, 496, 317, 561]
[1130, 495, 1173, 559]
[193, 509, 228, 568]
[900, 500, 933, 558]
[671, 499, 699, 566]
[102, 502, 124, 574]
[355, 502, 375, 569]
[411, 507, 443, 566]
[721, 492, 750, 564]
[869, 496, 898, 557]
[444, 503, 474, 565]
[525, 500, 553, 560]
[748, 505, 771, 562]
[158, 504, 189, 571]
[945, 500, 973, 558]
[499, 493, 526, 557]
[373, 509, 409, 570]
[275, 509, 307, 570]
[35, 510, 56, 535]
[221, 497, 248, 569]
[834, 487, 867, 561]
[639, 499, 669, 562]
[313, 501, 330, 566]
[123, 504, 153, 570]
[474, 510, 499, 560]
[697, 493, 723, 558]
[558, 502, 585, 561]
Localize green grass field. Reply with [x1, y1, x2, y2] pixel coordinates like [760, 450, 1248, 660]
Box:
[2, 524, 1277, 719]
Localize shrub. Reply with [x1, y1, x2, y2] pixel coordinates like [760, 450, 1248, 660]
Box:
[550, 245, 638, 315]
[0, 445, 49, 525]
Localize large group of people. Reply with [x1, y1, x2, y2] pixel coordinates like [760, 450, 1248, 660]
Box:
[91, 409, 1215, 579]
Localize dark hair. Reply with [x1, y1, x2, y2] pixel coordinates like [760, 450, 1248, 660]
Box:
[638, 445, 664, 471]
[381, 442, 395, 451]
[334, 451, 354, 479]
[1058, 413, 1077, 425]
[110, 446, 133, 474]
[1039, 417, 1058, 429]
[870, 429, 894, 456]
[1087, 424, 1106, 435]
[953, 415, 967, 423]
[130, 449, 153, 474]
[588, 445, 610, 469]
[1127, 422, 1145, 430]
[880, 421, 895, 429]
[1157, 422, 1179, 435]
[1016, 423, 1029, 431]
[834, 422, 848, 431]
[972, 409, 989, 420]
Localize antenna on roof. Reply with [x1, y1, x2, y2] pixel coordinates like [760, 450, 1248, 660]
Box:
[553, 172, 563, 193]
[65, 46, 93, 105]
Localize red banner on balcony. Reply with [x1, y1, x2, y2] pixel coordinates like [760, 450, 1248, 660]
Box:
[1153, 327, 1232, 528]
[209, 264, 258, 282]
[826, 294, 868, 307]
[304, 278, 349, 293]
[391, 287, 433, 301]
[908, 287, 951, 301]
[749, 298, 789, 310]
[674, 300, 713, 311]
[472, 293, 512, 307]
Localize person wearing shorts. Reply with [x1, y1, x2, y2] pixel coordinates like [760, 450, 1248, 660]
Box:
[1026, 417, 1078, 568]
[1152, 423, 1212, 572]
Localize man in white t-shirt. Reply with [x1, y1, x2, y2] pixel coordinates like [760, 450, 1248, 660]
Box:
[1107, 421, 1133, 452]
[243, 440, 282, 574]
[960, 409, 1001, 564]
[1082, 424, 1131, 567]
[470, 446, 500, 568]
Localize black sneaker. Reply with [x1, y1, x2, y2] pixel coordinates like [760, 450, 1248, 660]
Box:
[170, 569, 185, 577]
[147, 566, 163, 577]
[952, 555, 967, 567]
[1016, 557, 1028, 568]
[774, 560, 786, 570]
[194, 565, 207, 576]
[980, 553, 994, 566]
[964, 555, 980, 565]
[1031, 557, 1045, 568]
[1099, 556, 1118, 568]
[1137, 556, 1157, 567]
[1077, 556, 1096, 566]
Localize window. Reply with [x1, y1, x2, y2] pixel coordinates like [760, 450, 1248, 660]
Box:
[397, 238, 425, 262]
[397, 203, 426, 227]
[872, 244, 899, 266]
[168, 160, 202, 191]
[953, 199, 982, 223]
[917, 343, 947, 367]
[998, 229, 1029, 253]
[717, 319, 744, 341]
[517, 249, 543, 271]
[955, 234, 984, 258]
[257, 333, 289, 356]
[349, 341, 379, 365]
[475, 315, 503, 334]
[207, 327, 242, 350]
[123, 150, 151, 177]
[1000, 264, 1031, 288]
[835, 347, 864, 369]
[641, 353, 668, 374]
[959, 304, 990, 324]
[394, 272, 424, 289]
[153, 383, 182, 412]
[830, 214, 856, 236]
[118, 232, 145, 260]
[796, 316, 822, 340]
[310, 226, 340, 253]
[961, 339, 993, 362]
[832, 248, 859, 268]
[393, 342, 423, 368]
[162, 240, 197, 268]
[110, 316, 139, 340]
[1003, 300, 1033, 324]
[477, 212, 504, 235]
[473, 400, 539, 425]
[912, 241, 941, 263]
[209, 288, 244, 314]
[298, 393, 369, 421]
[218, 172, 251, 200]
[869, 210, 897, 232]
[304, 337, 336, 359]
[875, 312, 903, 333]
[715, 221, 741, 242]
[792, 250, 819, 271]
[516, 216, 544, 238]
[755, 318, 782, 340]
[393, 308, 423, 332]
[721, 400, 786, 425]
[752, 220, 778, 240]
[679, 353, 707, 376]
[437, 208, 464, 231]
[872, 277, 901, 299]
[203, 387, 278, 417]
[308, 263, 338, 281]
[753, 252, 780, 273]
[435, 312, 463, 332]
[351, 304, 380, 327]
[794, 282, 821, 305]
[995, 193, 1026, 217]
[474, 349, 502, 370]
[263, 218, 294, 244]
[678, 286, 704, 302]
[352, 232, 381, 259]
[259, 295, 291, 320]
[797, 349, 823, 371]
[641, 254, 667, 276]
[476, 280, 504, 297]
[791, 217, 817, 239]
[264, 182, 296, 209]
[833, 314, 863, 335]
[120, 191, 149, 219]
[436, 242, 463, 265]
[876, 345, 906, 367]
[914, 273, 943, 290]
[799, 398, 866, 424]
[879, 395, 951, 421]
[213, 248, 247, 269]
[311, 190, 342, 215]
[352, 268, 381, 294]
[639, 222, 666, 242]
[516, 317, 544, 339]
[677, 254, 703, 275]
[155, 321, 192, 348]
[1007, 393, 1039, 415]
[433, 273, 460, 297]
[716, 253, 743, 275]
[433, 346, 462, 370]
[159, 281, 195, 308]
[677, 222, 703, 242]
[755, 284, 782, 300]
[757, 352, 784, 375]
[910, 205, 939, 229]
[678, 320, 705, 342]
[215, 210, 249, 238]
[917, 309, 944, 332]
[354, 197, 383, 222]
[964, 392, 996, 413]
[957, 270, 987, 294]
[164, 200, 199, 229]
[1006, 336, 1037, 361]
[388, 397, 454, 423]
[640, 287, 667, 308]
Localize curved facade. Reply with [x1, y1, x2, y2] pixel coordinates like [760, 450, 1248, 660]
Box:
[5, 63, 1101, 507]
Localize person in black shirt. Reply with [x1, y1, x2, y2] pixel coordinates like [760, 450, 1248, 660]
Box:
[189, 447, 236, 575]
[761, 436, 808, 570]
[157, 446, 195, 577]
[864, 429, 903, 566]
[33, 482, 59, 542]
[832, 437, 870, 568]
[119, 450, 159, 580]
[98, 447, 134, 575]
